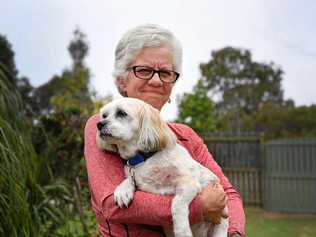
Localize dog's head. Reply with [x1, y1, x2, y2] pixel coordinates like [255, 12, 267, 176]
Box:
[96, 98, 177, 159]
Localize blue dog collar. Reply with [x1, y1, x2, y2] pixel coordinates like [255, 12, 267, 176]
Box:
[127, 151, 156, 167]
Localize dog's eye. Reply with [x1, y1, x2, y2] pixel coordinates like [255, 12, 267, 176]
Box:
[116, 109, 128, 118]
[102, 113, 108, 119]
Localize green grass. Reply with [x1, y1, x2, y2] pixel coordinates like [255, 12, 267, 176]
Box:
[63, 207, 316, 237]
[246, 208, 316, 237]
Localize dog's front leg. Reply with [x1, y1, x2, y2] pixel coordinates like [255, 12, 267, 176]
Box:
[211, 206, 229, 237]
[114, 176, 135, 208]
[171, 178, 201, 237]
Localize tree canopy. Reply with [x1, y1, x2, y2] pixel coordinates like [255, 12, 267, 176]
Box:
[33, 28, 92, 115]
[32, 28, 94, 181]
[175, 46, 315, 139]
[0, 35, 18, 79]
[199, 46, 288, 132]
[176, 79, 217, 133]
[68, 29, 89, 67]
[0, 34, 34, 116]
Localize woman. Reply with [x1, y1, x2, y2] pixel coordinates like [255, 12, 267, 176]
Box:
[84, 24, 245, 237]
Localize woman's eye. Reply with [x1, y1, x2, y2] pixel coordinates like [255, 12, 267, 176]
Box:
[116, 109, 128, 118]
[160, 70, 172, 78]
[137, 69, 152, 76]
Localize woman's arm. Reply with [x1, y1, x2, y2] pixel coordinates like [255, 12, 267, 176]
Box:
[84, 114, 204, 227]
[187, 126, 246, 236]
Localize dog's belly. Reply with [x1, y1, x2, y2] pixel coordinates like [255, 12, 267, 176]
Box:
[132, 144, 219, 195]
[135, 165, 180, 194]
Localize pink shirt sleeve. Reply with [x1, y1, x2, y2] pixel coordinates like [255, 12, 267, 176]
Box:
[186, 126, 246, 236]
[84, 114, 203, 227]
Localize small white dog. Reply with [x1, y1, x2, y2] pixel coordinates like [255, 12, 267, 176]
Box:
[96, 98, 228, 237]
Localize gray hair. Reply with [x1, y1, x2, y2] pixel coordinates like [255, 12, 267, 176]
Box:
[113, 24, 183, 95]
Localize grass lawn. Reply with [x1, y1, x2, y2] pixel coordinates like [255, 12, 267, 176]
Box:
[246, 208, 316, 237]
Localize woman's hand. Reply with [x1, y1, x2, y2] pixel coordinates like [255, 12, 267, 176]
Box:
[199, 182, 228, 225]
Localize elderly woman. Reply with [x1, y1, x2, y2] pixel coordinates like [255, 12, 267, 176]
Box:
[84, 24, 245, 237]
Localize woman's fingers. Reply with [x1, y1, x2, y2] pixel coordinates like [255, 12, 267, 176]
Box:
[200, 182, 228, 224]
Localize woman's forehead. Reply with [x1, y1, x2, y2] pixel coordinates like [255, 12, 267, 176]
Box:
[132, 45, 173, 67]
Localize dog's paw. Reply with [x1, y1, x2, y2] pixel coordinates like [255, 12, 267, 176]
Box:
[114, 179, 135, 208]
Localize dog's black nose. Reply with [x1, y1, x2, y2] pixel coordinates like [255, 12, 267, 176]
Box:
[97, 121, 107, 131]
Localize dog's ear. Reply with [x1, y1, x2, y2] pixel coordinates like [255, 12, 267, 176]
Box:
[96, 133, 118, 153]
[137, 104, 176, 152]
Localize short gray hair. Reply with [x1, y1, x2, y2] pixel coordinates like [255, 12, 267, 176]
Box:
[113, 24, 183, 95]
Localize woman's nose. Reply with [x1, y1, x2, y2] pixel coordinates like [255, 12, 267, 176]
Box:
[148, 72, 163, 85]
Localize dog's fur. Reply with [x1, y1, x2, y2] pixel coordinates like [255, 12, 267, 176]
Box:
[96, 98, 228, 237]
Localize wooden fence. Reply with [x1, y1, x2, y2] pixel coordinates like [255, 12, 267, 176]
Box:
[202, 133, 263, 207]
[202, 134, 316, 213]
[223, 167, 261, 207]
[264, 138, 316, 213]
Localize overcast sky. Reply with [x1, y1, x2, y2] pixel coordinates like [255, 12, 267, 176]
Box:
[1, 0, 316, 120]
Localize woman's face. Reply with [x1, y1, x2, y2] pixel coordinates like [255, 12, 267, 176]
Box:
[118, 45, 176, 111]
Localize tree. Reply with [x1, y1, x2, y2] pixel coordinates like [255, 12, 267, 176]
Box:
[68, 29, 89, 67]
[30, 29, 98, 235]
[176, 79, 217, 133]
[0, 34, 35, 116]
[200, 47, 286, 132]
[0, 35, 18, 81]
[243, 102, 316, 140]
[33, 28, 94, 180]
[33, 28, 92, 115]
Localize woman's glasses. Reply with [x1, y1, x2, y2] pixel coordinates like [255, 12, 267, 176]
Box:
[127, 65, 180, 83]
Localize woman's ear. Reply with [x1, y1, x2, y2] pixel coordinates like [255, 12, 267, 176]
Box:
[137, 104, 176, 152]
[116, 76, 128, 96]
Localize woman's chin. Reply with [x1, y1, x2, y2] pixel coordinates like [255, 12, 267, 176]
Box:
[142, 97, 165, 110]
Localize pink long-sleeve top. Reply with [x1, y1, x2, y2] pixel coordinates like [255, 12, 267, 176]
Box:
[84, 114, 246, 237]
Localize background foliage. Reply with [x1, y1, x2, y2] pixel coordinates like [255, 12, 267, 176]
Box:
[0, 29, 102, 236]
[0, 64, 72, 236]
[176, 79, 217, 133]
[177, 46, 316, 139]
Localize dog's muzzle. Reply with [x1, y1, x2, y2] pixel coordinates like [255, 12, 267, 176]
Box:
[97, 120, 113, 138]
[97, 120, 107, 131]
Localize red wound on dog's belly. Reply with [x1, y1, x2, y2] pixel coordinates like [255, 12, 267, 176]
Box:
[150, 166, 179, 187]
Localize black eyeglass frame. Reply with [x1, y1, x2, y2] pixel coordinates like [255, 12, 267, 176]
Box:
[127, 65, 180, 83]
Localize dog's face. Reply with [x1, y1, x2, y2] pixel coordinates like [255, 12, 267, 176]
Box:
[97, 98, 140, 143]
[96, 98, 176, 158]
